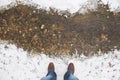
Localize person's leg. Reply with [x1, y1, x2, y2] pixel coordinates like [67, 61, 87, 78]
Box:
[64, 63, 79, 80]
[41, 71, 57, 80]
[41, 62, 57, 80]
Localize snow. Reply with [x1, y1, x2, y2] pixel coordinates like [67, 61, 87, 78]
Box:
[0, 41, 120, 80]
[0, 0, 120, 13]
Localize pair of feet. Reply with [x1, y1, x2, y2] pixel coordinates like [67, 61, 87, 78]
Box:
[48, 62, 75, 73]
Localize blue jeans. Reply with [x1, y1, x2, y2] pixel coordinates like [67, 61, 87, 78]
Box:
[41, 70, 57, 80]
[41, 70, 79, 80]
[64, 71, 79, 80]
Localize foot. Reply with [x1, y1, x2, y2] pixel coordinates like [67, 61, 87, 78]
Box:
[67, 63, 75, 73]
[48, 62, 55, 71]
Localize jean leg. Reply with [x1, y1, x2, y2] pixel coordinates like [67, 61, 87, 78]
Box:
[41, 71, 57, 80]
[64, 71, 79, 80]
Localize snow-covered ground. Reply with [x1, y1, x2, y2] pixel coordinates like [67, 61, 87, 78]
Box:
[0, 41, 120, 80]
[0, 0, 120, 13]
[0, 0, 120, 80]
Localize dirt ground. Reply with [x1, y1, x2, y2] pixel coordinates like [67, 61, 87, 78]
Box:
[0, 2, 120, 56]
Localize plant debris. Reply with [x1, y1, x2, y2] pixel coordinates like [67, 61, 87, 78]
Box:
[0, 1, 120, 56]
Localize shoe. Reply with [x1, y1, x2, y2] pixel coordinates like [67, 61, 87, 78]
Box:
[67, 63, 75, 73]
[48, 62, 55, 71]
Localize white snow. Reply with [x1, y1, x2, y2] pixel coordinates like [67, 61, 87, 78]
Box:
[0, 0, 120, 13]
[0, 41, 120, 80]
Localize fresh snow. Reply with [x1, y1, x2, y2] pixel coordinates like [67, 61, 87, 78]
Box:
[0, 41, 120, 80]
[0, 0, 120, 13]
